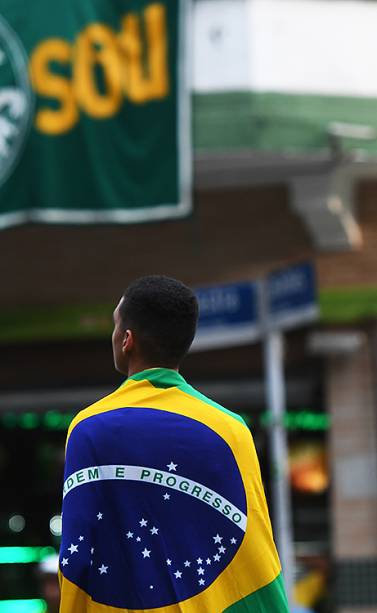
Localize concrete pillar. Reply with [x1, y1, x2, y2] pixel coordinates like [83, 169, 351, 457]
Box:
[327, 333, 377, 613]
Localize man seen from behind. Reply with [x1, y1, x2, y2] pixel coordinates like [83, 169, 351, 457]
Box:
[59, 275, 289, 612]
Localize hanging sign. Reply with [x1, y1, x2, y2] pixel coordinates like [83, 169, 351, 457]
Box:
[0, 0, 191, 228]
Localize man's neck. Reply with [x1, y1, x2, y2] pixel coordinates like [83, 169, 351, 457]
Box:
[127, 362, 179, 378]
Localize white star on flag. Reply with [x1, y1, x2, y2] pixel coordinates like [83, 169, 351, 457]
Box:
[139, 518, 148, 527]
[206, 558, 212, 565]
[136, 537, 141, 542]
[197, 557, 203, 565]
[126, 531, 134, 539]
[219, 546, 226, 554]
[163, 493, 170, 500]
[213, 534, 223, 544]
[174, 570, 182, 578]
[166, 559, 172, 566]
[184, 560, 191, 567]
[91, 547, 94, 554]
[61, 558, 69, 566]
[167, 461, 177, 472]
[142, 548, 151, 558]
[199, 579, 205, 586]
[213, 554, 221, 562]
[68, 544, 78, 554]
[150, 526, 159, 535]
[90, 560, 93, 566]
[231, 537, 237, 544]
[150, 585, 154, 590]
[79, 536, 84, 541]
[197, 567, 205, 575]
[98, 564, 108, 574]
[97, 512, 103, 520]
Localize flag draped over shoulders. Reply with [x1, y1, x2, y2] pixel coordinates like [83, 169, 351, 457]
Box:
[59, 368, 289, 613]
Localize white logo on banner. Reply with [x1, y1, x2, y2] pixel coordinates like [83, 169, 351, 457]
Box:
[0, 15, 33, 187]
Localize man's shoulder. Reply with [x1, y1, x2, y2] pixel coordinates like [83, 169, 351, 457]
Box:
[67, 383, 131, 440]
[66, 377, 250, 443]
[175, 380, 248, 430]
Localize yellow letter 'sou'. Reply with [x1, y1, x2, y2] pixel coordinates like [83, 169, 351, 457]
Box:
[29, 39, 78, 135]
[74, 23, 122, 119]
[120, 3, 169, 104]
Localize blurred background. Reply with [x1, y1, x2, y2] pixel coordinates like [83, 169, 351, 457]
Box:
[1, 0, 377, 612]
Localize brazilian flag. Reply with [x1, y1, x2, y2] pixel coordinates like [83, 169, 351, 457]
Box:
[59, 368, 289, 612]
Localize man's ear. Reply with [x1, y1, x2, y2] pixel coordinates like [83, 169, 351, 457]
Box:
[122, 329, 134, 354]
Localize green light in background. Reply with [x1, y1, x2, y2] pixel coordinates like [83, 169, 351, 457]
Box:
[0, 546, 55, 564]
[0, 411, 74, 431]
[43, 411, 64, 430]
[42, 411, 74, 430]
[284, 410, 330, 430]
[260, 410, 330, 431]
[20, 412, 39, 429]
[0, 409, 329, 432]
[0, 600, 47, 613]
[39, 546, 57, 560]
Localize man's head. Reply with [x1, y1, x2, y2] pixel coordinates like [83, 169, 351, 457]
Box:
[112, 275, 199, 375]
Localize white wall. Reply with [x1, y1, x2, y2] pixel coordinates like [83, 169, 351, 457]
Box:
[192, 0, 251, 92]
[193, 0, 377, 97]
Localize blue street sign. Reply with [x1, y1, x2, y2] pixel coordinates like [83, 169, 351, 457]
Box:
[192, 281, 260, 351]
[191, 262, 318, 351]
[266, 261, 318, 330]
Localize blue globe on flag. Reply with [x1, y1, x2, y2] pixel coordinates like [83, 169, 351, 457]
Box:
[61, 407, 247, 609]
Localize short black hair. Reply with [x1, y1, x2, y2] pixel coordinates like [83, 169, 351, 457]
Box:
[119, 275, 198, 367]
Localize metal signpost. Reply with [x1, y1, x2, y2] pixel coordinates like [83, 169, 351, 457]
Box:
[262, 262, 319, 606]
[193, 263, 319, 606]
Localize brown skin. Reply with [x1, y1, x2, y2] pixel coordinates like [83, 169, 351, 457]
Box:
[112, 298, 178, 377]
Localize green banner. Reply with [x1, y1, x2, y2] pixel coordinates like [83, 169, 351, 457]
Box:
[0, 0, 191, 227]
